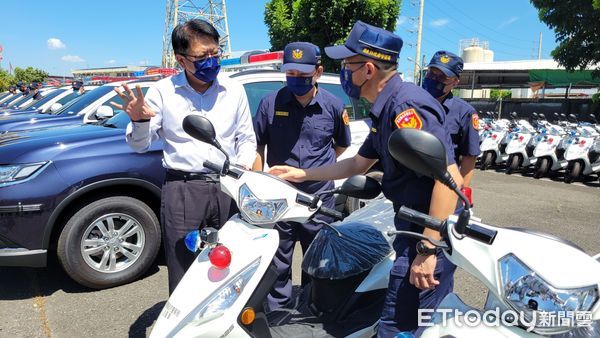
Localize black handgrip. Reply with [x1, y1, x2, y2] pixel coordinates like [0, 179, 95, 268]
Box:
[319, 206, 344, 221]
[397, 206, 443, 231]
[203, 160, 222, 173]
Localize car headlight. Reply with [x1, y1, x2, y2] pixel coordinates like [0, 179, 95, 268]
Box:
[500, 254, 599, 335]
[175, 258, 260, 331]
[239, 184, 288, 224]
[0, 162, 49, 186]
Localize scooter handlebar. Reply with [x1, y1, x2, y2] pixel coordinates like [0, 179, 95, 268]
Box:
[203, 160, 223, 174]
[318, 206, 344, 221]
[397, 206, 444, 232]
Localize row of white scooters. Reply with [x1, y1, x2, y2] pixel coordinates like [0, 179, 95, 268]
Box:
[478, 111, 600, 183]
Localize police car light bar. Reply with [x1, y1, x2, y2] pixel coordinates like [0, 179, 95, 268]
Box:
[221, 51, 283, 69]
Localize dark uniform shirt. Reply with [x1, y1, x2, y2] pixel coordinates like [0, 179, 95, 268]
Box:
[254, 86, 351, 194]
[442, 93, 481, 163]
[358, 75, 455, 212]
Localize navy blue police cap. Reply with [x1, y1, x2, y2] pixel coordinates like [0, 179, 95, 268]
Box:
[281, 42, 321, 73]
[325, 20, 403, 63]
[17, 81, 25, 87]
[427, 51, 463, 77]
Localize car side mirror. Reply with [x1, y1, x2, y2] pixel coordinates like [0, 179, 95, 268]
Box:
[182, 114, 222, 150]
[95, 105, 114, 119]
[50, 103, 62, 112]
[337, 175, 381, 200]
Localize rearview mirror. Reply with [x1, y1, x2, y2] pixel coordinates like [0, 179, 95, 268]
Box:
[338, 175, 381, 200]
[95, 105, 114, 119]
[183, 114, 222, 150]
[50, 103, 62, 112]
[388, 128, 453, 188]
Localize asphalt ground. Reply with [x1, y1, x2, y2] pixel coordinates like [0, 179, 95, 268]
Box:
[0, 170, 598, 338]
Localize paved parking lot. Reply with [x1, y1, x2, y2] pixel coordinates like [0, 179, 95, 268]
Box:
[0, 170, 598, 338]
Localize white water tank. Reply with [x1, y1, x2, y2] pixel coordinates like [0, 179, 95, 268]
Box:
[483, 49, 494, 62]
[462, 46, 485, 63]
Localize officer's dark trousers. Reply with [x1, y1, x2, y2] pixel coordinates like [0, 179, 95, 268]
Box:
[377, 212, 457, 338]
[161, 175, 237, 295]
[266, 194, 335, 310]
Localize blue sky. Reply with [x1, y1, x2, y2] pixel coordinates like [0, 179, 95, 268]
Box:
[0, 0, 558, 77]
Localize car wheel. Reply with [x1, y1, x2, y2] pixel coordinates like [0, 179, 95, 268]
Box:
[345, 171, 384, 214]
[57, 196, 160, 289]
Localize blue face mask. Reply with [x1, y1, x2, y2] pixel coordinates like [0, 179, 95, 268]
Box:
[286, 75, 314, 96]
[191, 56, 221, 83]
[340, 66, 367, 99]
[422, 77, 446, 99]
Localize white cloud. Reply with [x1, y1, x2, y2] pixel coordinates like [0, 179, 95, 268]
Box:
[62, 55, 85, 62]
[397, 16, 408, 26]
[498, 16, 519, 28]
[106, 59, 117, 65]
[47, 38, 66, 49]
[430, 18, 449, 28]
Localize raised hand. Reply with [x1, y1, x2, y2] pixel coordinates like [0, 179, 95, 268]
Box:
[112, 83, 156, 122]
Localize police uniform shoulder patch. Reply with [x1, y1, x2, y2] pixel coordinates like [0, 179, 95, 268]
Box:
[342, 110, 349, 126]
[394, 108, 423, 129]
[471, 112, 480, 130]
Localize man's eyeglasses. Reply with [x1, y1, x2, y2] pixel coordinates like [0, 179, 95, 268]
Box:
[340, 60, 380, 70]
[181, 48, 223, 62]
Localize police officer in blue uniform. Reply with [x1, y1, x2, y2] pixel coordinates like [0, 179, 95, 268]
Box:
[269, 22, 463, 336]
[422, 51, 481, 188]
[253, 41, 352, 310]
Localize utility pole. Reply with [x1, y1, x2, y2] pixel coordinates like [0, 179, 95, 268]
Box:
[162, 0, 232, 69]
[414, 0, 424, 84]
[537, 32, 542, 60]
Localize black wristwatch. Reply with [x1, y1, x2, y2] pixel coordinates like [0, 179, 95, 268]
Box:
[416, 241, 437, 256]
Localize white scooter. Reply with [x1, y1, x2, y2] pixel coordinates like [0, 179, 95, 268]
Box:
[150, 115, 398, 338]
[533, 123, 567, 178]
[387, 128, 600, 338]
[563, 120, 600, 183]
[505, 113, 539, 174]
[479, 116, 512, 170]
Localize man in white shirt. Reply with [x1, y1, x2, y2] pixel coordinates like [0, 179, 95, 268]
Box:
[114, 19, 257, 294]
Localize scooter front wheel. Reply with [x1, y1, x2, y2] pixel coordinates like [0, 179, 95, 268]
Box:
[533, 158, 549, 179]
[506, 155, 519, 174]
[480, 152, 493, 170]
[564, 161, 582, 183]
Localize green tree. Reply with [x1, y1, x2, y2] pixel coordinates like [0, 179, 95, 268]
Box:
[530, 0, 600, 78]
[490, 89, 512, 100]
[13, 66, 49, 85]
[265, 0, 401, 72]
[0, 70, 15, 92]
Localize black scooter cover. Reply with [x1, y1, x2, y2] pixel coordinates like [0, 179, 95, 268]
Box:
[302, 221, 392, 280]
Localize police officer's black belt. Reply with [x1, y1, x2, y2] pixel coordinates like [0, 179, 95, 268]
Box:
[166, 169, 220, 182]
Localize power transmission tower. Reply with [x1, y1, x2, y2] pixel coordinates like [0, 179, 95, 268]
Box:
[162, 0, 232, 68]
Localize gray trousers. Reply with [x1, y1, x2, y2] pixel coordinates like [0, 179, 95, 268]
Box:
[161, 178, 237, 294]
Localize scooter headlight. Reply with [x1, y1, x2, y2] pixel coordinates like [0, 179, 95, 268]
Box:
[177, 258, 260, 329]
[500, 254, 599, 335]
[239, 184, 288, 224]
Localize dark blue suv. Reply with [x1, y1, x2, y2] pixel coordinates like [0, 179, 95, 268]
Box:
[0, 113, 165, 288]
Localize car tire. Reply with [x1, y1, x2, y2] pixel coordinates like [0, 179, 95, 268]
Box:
[344, 171, 384, 214]
[57, 196, 161, 289]
[564, 161, 581, 184]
